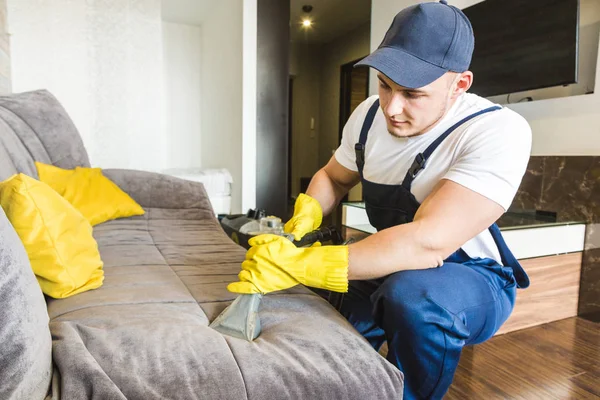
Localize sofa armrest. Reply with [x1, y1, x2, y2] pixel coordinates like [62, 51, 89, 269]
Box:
[103, 169, 214, 210]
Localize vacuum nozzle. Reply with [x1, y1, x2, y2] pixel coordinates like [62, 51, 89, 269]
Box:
[210, 225, 344, 342]
[209, 293, 263, 341]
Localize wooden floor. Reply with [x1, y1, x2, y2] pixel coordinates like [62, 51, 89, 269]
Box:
[447, 317, 600, 399]
[379, 317, 599, 398]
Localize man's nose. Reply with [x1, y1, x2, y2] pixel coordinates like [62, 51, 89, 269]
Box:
[385, 93, 405, 117]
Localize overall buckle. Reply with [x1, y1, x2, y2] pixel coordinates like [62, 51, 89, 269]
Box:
[354, 143, 365, 170]
[409, 153, 426, 178]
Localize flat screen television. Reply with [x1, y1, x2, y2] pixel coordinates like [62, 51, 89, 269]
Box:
[462, 0, 580, 97]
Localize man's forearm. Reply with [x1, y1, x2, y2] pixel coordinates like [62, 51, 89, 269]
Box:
[347, 221, 446, 280]
[305, 168, 351, 216]
[345, 179, 505, 281]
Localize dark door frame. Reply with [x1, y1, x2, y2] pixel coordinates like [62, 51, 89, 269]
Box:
[256, 0, 290, 218]
[287, 77, 294, 204]
[338, 57, 370, 143]
[332, 56, 370, 228]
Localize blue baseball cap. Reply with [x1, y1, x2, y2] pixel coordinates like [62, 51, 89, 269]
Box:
[356, 0, 474, 89]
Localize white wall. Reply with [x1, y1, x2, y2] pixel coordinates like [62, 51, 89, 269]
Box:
[162, 22, 202, 169]
[242, 0, 257, 213]
[0, 0, 10, 94]
[8, 0, 165, 170]
[371, 0, 600, 155]
[200, 0, 244, 213]
[9, 0, 251, 213]
[163, 0, 254, 214]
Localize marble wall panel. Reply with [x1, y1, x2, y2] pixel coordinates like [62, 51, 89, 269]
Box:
[513, 156, 600, 321]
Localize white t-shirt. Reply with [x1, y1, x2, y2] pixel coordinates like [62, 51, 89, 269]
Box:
[335, 93, 532, 264]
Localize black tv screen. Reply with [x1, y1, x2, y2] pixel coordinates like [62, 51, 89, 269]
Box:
[462, 0, 579, 97]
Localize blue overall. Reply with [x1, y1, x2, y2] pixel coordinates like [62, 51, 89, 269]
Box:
[341, 100, 530, 399]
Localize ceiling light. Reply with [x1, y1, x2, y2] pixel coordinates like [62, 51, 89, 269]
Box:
[302, 18, 312, 28]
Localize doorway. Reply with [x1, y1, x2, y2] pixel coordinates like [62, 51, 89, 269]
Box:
[288, 0, 371, 222]
[339, 58, 370, 143]
[338, 58, 369, 206]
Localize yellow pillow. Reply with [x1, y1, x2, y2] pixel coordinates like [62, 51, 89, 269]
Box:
[35, 162, 144, 226]
[0, 173, 104, 298]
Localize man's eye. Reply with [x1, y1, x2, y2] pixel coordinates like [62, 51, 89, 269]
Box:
[406, 92, 422, 99]
[379, 82, 391, 91]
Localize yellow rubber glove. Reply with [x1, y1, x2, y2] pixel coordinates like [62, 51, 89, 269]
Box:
[227, 234, 348, 294]
[284, 193, 323, 241]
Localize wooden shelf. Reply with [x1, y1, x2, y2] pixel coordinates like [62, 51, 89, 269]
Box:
[495, 252, 582, 335]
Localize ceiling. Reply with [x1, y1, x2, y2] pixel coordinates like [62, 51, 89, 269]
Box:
[161, 0, 371, 44]
[290, 0, 371, 44]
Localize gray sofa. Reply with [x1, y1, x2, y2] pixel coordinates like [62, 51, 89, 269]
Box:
[0, 90, 404, 399]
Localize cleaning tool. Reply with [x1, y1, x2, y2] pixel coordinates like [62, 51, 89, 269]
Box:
[284, 193, 323, 241]
[210, 224, 343, 341]
[209, 292, 264, 341]
[219, 208, 268, 249]
[219, 193, 323, 249]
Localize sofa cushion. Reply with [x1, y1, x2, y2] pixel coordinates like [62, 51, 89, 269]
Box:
[0, 90, 90, 181]
[47, 207, 404, 399]
[0, 173, 104, 298]
[0, 206, 52, 399]
[36, 162, 145, 226]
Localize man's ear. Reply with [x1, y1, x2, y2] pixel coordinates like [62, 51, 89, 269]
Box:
[452, 71, 473, 98]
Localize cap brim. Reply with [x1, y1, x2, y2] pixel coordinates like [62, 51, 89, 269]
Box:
[355, 46, 448, 89]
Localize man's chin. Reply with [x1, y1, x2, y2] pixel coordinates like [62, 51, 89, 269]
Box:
[386, 123, 416, 138]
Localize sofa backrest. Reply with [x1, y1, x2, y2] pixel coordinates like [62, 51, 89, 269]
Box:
[0, 89, 90, 181]
[0, 205, 53, 400]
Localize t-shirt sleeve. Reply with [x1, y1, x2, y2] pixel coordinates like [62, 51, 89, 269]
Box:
[334, 96, 378, 172]
[443, 109, 532, 211]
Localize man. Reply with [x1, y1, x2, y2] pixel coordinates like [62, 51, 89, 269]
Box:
[228, 1, 532, 398]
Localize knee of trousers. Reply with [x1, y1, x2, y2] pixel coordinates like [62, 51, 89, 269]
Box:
[371, 272, 458, 336]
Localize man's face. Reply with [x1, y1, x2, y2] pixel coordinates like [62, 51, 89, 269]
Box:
[377, 72, 460, 138]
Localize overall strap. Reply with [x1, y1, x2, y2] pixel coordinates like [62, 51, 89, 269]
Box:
[488, 223, 530, 288]
[354, 99, 380, 176]
[401, 105, 502, 190]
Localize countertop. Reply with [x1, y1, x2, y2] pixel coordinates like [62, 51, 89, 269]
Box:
[341, 202, 586, 259]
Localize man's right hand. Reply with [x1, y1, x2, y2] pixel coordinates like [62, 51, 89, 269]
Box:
[284, 193, 323, 241]
[227, 234, 348, 295]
